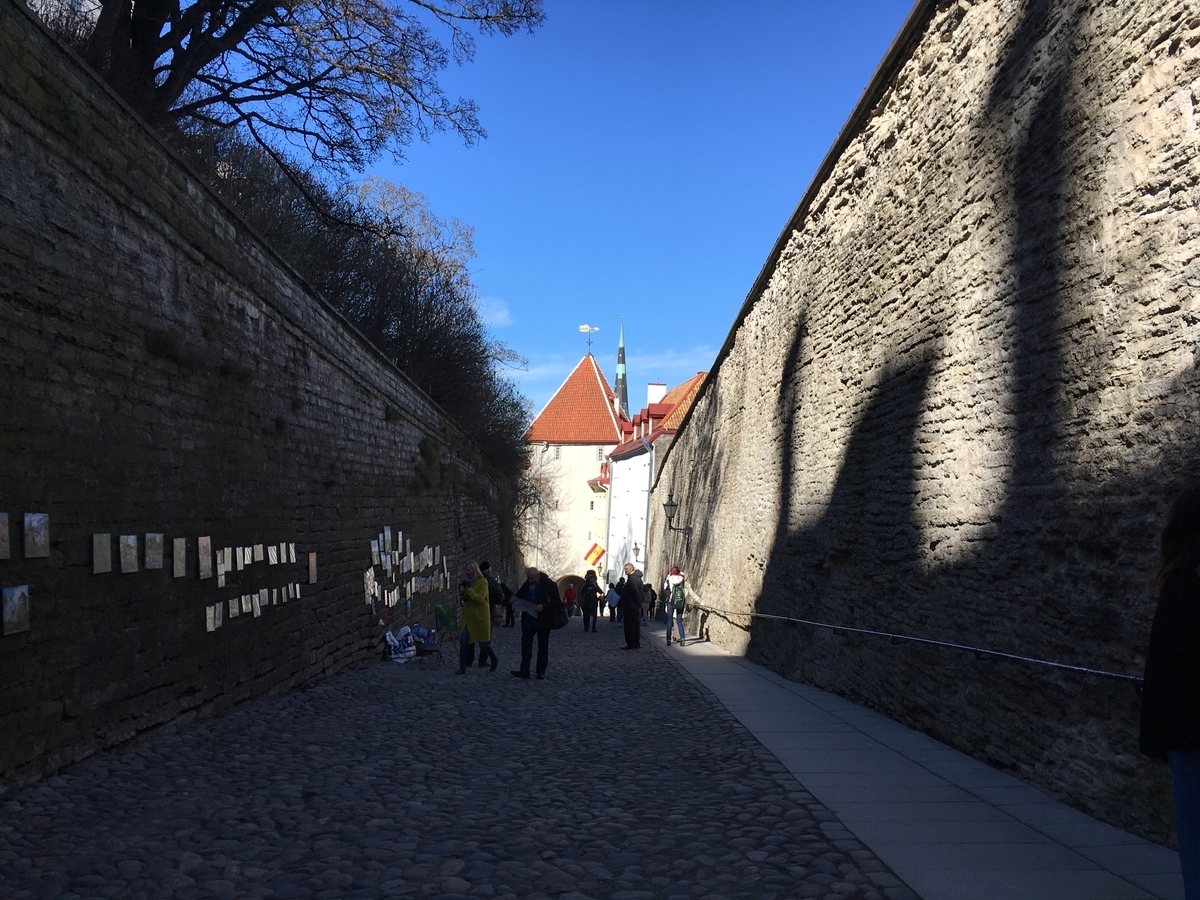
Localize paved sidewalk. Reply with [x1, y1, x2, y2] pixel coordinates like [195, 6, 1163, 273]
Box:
[656, 625, 1183, 900]
[1, 619, 917, 900]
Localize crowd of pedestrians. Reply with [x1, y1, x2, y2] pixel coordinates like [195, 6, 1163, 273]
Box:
[446, 557, 694, 681]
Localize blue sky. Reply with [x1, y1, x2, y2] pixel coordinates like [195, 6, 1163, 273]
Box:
[371, 1, 914, 415]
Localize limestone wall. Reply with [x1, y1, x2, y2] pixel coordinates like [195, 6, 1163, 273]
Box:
[0, 0, 505, 785]
[651, 0, 1200, 843]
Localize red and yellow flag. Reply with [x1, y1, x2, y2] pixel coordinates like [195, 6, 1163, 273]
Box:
[583, 543, 605, 566]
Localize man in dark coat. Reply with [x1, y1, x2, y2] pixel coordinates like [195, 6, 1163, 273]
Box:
[511, 566, 561, 679]
[620, 562, 644, 649]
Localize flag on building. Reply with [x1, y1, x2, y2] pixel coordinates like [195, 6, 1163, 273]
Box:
[584, 543, 605, 566]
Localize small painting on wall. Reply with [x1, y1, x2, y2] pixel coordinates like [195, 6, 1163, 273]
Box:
[93, 533, 112, 574]
[24, 514, 49, 559]
[173, 538, 186, 578]
[197, 536, 212, 579]
[2, 584, 30, 635]
[0, 513, 9, 560]
[145, 533, 164, 570]
[308, 552, 317, 584]
[119, 535, 138, 573]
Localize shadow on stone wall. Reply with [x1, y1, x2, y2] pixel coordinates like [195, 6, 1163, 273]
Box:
[737, 0, 1185, 841]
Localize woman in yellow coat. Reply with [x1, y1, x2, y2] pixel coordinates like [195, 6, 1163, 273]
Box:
[458, 562, 497, 674]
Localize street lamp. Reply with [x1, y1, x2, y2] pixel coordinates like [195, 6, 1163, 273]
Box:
[662, 492, 691, 549]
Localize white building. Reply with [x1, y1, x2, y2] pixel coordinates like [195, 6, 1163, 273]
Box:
[521, 354, 628, 583]
[602, 374, 707, 585]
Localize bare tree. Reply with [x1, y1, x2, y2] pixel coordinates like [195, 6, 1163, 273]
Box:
[32, 0, 544, 168]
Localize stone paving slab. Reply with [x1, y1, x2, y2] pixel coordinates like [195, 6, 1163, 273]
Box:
[658, 628, 1183, 900]
[0, 618, 920, 900]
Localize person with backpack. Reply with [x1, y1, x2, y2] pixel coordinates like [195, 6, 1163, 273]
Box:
[580, 570, 603, 633]
[511, 566, 563, 680]
[479, 560, 508, 627]
[665, 565, 687, 646]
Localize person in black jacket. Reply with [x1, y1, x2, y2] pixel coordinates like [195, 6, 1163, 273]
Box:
[511, 567, 561, 680]
[1141, 487, 1200, 899]
[580, 570, 602, 633]
[620, 563, 644, 649]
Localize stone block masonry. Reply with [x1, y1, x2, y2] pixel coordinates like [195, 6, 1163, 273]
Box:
[0, 0, 505, 785]
[651, 0, 1200, 845]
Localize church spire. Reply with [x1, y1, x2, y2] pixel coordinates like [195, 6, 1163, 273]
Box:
[615, 319, 629, 418]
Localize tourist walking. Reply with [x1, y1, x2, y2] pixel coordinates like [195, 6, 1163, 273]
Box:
[665, 565, 687, 645]
[511, 566, 561, 680]
[605, 582, 620, 621]
[563, 583, 578, 618]
[620, 563, 644, 649]
[457, 562, 497, 674]
[615, 577, 626, 624]
[580, 570, 602, 633]
[1141, 488, 1200, 900]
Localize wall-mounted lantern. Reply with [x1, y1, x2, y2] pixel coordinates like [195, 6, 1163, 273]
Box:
[663, 492, 692, 550]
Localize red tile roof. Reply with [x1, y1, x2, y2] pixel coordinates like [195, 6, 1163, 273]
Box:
[525, 355, 628, 444]
[659, 372, 707, 431]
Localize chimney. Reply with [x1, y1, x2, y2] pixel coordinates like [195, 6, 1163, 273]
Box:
[647, 383, 667, 405]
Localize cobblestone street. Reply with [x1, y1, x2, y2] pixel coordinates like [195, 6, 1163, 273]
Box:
[0, 620, 914, 900]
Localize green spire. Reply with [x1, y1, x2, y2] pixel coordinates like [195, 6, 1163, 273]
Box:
[615, 319, 628, 418]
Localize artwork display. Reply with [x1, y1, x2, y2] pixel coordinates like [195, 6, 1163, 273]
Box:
[2, 584, 30, 635]
[24, 513, 49, 559]
[217, 574, 225, 588]
[206, 606, 216, 632]
[370, 540, 380, 567]
[272, 588, 278, 605]
[0, 513, 9, 560]
[241, 595, 252, 614]
[93, 534, 112, 574]
[253, 544, 264, 562]
[288, 543, 296, 563]
[268, 545, 278, 565]
[308, 552, 317, 584]
[228, 598, 239, 618]
[236, 547, 244, 570]
[145, 533, 164, 570]
[384, 526, 392, 553]
[252, 593, 261, 617]
[119, 535, 138, 573]
[173, 538, 186, 578]
[434, 546, 440, 565]
[214, 602, 223, 628]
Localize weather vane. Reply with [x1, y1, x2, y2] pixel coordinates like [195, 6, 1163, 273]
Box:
[579, 324, 600, 352]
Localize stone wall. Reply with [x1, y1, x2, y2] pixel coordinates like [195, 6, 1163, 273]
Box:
[651, 0, 1200, 843]
[0, 0, 506, 786]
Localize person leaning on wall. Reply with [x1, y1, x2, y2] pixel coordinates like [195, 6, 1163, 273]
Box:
[1140, 487, 1200, 900]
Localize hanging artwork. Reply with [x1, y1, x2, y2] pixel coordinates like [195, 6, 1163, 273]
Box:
[236, 547, 244, 570]
[2, 584, 30, 635]
[288, 543, 296, 563]
[228, 598, 239, 618]
[173, 538, 186, 578]
[145, 534, 164, 570]
[268, 545, 278, 565]
[119, 535, 138, 573]
[278, 542, 286, 563]
[0, 513, 9, 560]
[206, 606, 216, 632]
[253, 544, 264, 563]
[217, 574, 225, 588]
[384, 526, 392, 553]
[370, 540, 380, 567]
[271, 588, 278, 605]
[252, 593, 262, 617]
[198, 540, 212, 580]
[434, 546, 440, 566]
[364, 569, 376, 606]
[214, 602, 223, 628]
[24, 513, 49, 559]
[93, 534, 112, 574]
[308, 552, 317, 584]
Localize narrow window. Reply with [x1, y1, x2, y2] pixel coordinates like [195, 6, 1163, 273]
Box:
[554, 446, 561, 460]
